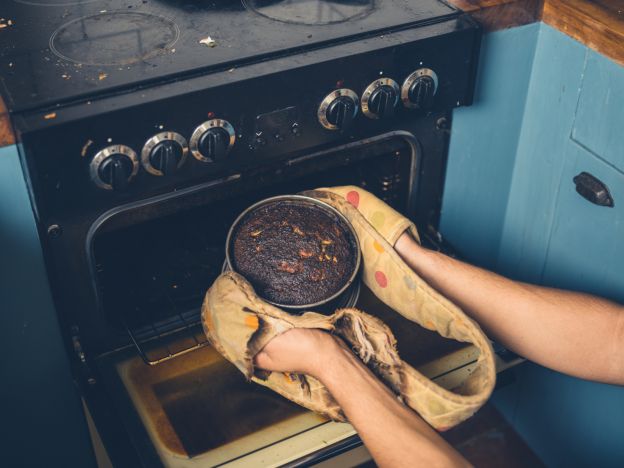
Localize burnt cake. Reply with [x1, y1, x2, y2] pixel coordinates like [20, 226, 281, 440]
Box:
[230, 200, 357, 306]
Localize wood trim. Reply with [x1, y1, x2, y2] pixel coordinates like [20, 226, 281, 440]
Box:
[447, 0, 543, 31]
[542, 0, 624, 67]
[450, 0, 624, 66]
[0, 96, 16, 148]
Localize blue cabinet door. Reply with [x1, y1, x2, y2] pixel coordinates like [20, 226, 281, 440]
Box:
[542, 143, 624, 303]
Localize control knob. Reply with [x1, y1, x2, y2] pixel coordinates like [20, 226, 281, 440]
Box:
[141, 132, 188, 176]
[361, 78, 400, 119]
[401, 68, 438, 110]
[190, 119, 236, 163]
[318, 89, 359, 131]
[90, 145, 139, 190]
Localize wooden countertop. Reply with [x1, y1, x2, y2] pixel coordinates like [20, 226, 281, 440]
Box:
[447, 0, 543, 31]
[542, 0, 624, 67]
[0, 97, 15, 148]
[449, 0, 624, 67]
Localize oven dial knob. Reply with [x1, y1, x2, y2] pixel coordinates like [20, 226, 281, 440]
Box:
[401, 68, 438, 110]
[362, 78, 400, 119]
[141, 132, 188, 176]
[318, 88, 359, 131]
[190, 119, 236, 163]
[90, 145, 139, 190]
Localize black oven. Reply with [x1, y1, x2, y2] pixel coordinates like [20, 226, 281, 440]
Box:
[9, 8, 482, 467]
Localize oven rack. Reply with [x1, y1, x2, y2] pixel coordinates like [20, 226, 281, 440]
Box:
[124, 228, 454, 366]
[125, 294, 209, 366]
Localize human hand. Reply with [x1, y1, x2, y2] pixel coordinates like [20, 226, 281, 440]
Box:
[395, 229, 421, 256]
[254, 328, 341, 379]
[394, 230, 435, 277]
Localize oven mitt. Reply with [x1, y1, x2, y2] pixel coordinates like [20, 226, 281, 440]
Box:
[202, 271, 404, 422]
[299, 186, 496, 427]
[203, 266, 495, 430]
[304, 186, 422, 247]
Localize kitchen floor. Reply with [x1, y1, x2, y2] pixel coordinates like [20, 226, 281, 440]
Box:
[440, 403, 545, 468]
[86, 399, 542, 467]
[349, 403, 543, 468]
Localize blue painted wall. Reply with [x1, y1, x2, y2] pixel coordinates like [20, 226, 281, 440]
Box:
[442, 24, 624, 467]
[0, 145, 96, 467]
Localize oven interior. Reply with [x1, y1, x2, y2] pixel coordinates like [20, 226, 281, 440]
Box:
[90, 135, 471, 466]
[93, 138, 414, 363]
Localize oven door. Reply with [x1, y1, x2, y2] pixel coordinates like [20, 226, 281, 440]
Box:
[84, 124, 490, 467]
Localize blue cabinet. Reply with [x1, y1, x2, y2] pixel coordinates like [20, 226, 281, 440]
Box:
[542, 144, 624, 303]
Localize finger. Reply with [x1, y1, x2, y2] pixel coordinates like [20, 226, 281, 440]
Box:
[254, 350, 269, 367]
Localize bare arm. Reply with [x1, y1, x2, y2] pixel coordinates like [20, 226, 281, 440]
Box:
[255, 329, 470, 468]
[395, 233, 624, 385]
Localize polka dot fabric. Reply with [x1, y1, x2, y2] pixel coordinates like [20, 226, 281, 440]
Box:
[302, 187, 496, 429]
[311, 186, 421, 247]
[374, 271, 388, 288]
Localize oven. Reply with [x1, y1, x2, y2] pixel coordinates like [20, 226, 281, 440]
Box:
[91, 128, 466, 467]
[8, 6, 491, 467]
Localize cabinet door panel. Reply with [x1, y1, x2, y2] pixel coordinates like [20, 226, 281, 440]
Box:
[542, 143, 624, 303]
[572, 52, 624, 172]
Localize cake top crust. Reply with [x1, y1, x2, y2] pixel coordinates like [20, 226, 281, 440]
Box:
[231, 200, 357, 306]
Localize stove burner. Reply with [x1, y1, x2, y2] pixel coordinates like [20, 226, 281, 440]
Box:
[245, 0, 374, 25]
[49, 11, 179, 66]
[13, 0, 98, 5]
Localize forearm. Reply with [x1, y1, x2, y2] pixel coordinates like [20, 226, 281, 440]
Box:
[317, 341, 469, 468]
[396, 235, 624, 384]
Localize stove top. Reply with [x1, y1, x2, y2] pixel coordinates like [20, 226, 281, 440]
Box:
[0, 0, 458, 113]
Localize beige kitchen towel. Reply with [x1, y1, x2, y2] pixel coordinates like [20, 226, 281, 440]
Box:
[203, 271, 403, 422]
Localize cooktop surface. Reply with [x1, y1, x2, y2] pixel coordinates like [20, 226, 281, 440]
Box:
[0, 0, 458, 112]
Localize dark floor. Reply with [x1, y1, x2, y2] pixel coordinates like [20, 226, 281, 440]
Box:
[358, 403, 544, 468]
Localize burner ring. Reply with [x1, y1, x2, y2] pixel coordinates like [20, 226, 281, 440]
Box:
[13, 0, 98, 6]
[49, 11, 180, 67]
[244, 0, 374, 26]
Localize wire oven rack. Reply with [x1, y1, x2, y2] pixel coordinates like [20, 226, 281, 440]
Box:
[124, 292, 209, 366]
[118, 142, 414, 366]
[123, 229, 450, 367]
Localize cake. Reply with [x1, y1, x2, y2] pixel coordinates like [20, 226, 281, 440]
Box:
[230, 200, 357, 306]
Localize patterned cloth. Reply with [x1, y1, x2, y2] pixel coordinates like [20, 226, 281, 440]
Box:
[202, 186, 496, 430]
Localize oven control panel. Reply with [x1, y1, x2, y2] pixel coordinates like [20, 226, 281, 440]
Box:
[87, 65, 440, 191]
[19, 16, 480, 213]
[88, 66, 443, 191]
[86, 65, 442, 192]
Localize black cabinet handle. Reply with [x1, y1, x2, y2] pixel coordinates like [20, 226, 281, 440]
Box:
[573, 172, 614, 207]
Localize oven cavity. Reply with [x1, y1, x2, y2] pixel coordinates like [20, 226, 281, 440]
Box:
[92, 140, 413, 364]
